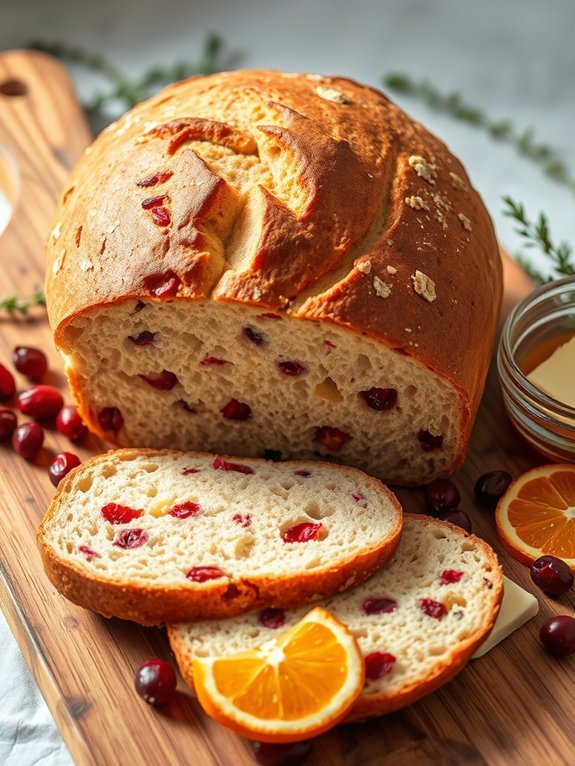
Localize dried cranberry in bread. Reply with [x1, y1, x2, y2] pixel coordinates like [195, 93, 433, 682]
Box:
[45, 70, 501, 485]
[168, 515, 502, 721]
[37, 449, 403, 625]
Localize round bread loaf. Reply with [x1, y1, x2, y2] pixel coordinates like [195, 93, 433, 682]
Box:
[45, 70, 502, 484]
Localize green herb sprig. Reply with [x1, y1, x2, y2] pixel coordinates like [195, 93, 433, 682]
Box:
[0, 290, 46, 317]
[384, 73, 575, 195]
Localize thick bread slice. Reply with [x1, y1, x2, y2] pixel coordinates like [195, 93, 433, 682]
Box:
[38, 449, 403, 626]
[45, 70, 502, 485]
[168, 515, 502, 721]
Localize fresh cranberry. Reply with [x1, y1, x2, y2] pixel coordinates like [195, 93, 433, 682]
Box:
[352, 492, 366, 503]
[540, 616, 575, 656]
[425, 478, 461, 515]
[114, 528, 148, 549]
[56, 405, 88, 443]
[220, 399, 251, 420]
[249, 740, 312, 766]
[98, 406, 124, 433]
[0, 364, 16, 400]
[277, 361, 305, 376]
[48, 452, 81, 487]
[78, 545, 99, 562]
[139, 370, 178, 390]
[438, 510, 472, 533]
[12, 347, 48, 381]
[314, 426, 352, 452]
[417, 429, 444, 451]
[531, 556, 574, 596]
[294, 470, 311, 477]
[362, 597, 398, 616]
[359, 387, 398, 411]
[474, 470, 512, 508]
[128, 331, 157, 346]
[150, 206, 171, 226]
[144, 272, 180, 298]
[282, 522, 323, 543]
[136, 171, 173, 188]
[419, 598, 447, 619]
[200, 355, 229, 366]
[181, 467, 201, 475]
[169, 501, 201, 519]
[258, 608, 286, 629]
[12, 422, 44, 459]
[102, 503, 143, 524]
[135, 659, 177, 706]
[242, 326, 266, 346]
[17, 385, 63, 420]
[364, 652, 396, 680]
[439, 569, 464, 586]
[0, 407, 17, 439]
[232, 513, 252, 528]
[142, 194, 167, 209]
[186, 566, 225, 582]
[212, 456, 254, 474]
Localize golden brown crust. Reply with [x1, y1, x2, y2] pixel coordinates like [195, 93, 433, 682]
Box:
[46, 70, 501, 469]
[37, 448, 403, 626]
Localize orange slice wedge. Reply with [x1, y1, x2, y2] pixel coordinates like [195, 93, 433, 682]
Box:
[192, 606, 364, 743]
[496, 464, 575, 568]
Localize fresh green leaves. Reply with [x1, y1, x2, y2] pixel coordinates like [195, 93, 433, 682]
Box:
[0, 290, 46, 316]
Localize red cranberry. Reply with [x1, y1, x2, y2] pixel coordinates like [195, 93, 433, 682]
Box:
[417, 429, 444, 451]
[258, 608, 286, 629]
[314, 426, 352, 452]
[249, 740, 312, 766]
[352, 492, 366, 503]
[169, 501, 201, 519]
[220, 399, 251, 420]
[201, 355, 229, 366]
[425, 478, 461, 515]
[102, 503, 143, 524]
[540, 616, 575, 656]
[323, 339, 336, 350]
[48, 452, 81, 487]
[178, 400, 199, 414]
[242, 326, 266, 346]
[186, 566, 225, 582]
[139, 370, 178, 390]
[128, 331, 157, 346]
[142, 194, 167, 209]
[12, 422, 44, 459]
[144, 272, 180, 298]
[439, 569, 464, 586]
[294, 470, 311, 477]
[531, 556, 574, 596]
[56, 405, 88, 442]
[212, 456, 254, 474]
[150, 206, 171, 226]
[182, 467, 201, 475]
[359, 387, 398, 411]
[232, 513, 252, 528]
[438, 510, 472, 533]
[277, 361, 305, 376]
[0, 364, 16, 400]
[136, 170, 173, 187]
[17, 385, 63, 420]
[0, 407, 17, 439]
[362, 597, 398, 616]
[135, 659, 177, 706]
[12, 346, 48, 381]
[364, 652, 396, 680]
[98, 406, 124, 433]
[282, 522, 323, 543]
[113, 529, 148, 549]
[419, 598, 447, 619]
[78, 545, 100, 562]
[474, 470, 512, 508]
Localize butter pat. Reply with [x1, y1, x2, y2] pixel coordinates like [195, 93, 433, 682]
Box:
[527, 336, 575, 408]
[472, 576, 538, 659]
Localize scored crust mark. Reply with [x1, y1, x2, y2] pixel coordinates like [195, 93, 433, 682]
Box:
[411, 271, 437, 303]
[458, 213, 472, 232]
[373, 276, 392, 299]
[148, 117, 259, 156]
[408, 155, 437, 185]
[404, 195, 429, 211]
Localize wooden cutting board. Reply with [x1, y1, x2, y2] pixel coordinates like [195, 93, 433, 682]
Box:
[0, 49, 572, 766]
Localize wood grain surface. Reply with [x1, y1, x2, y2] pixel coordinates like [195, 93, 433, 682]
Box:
[0, 49, 573, 766]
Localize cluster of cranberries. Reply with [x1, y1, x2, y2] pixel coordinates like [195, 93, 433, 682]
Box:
[0, 348, 86, 486]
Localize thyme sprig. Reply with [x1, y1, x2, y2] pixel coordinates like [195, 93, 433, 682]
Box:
[384, 73, 575, 195]
[0, 290, 46, 316]
[503, 196, 574, 284]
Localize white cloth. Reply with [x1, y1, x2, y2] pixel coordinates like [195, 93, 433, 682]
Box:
[0, 0, 574, 763]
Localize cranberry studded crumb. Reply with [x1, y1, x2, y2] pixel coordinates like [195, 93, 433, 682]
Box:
[294, 469, 311, 477]
[136, 170, 173, 188]
[56, 405, 88, 443]
[78, 545, 100, 562]
[12, 347, 48, 381]
[362, 597, 398, 616]
[277, 360, 306, 376]
[0, 364, 16, 400]
[281, 522, 323, 544]
[242, 326, 266, 346]
[220, 398, 252, 420]
[186, 566, 225, 582]
[169, 501, 201, 519]
[49, 452, 81, 487]
[17, 385, 63, 420]
[439, 569, 464, 586]
[419, 598, 447, 620]
[114, 528, 149, 549]
[128, 331, 158, 346]
[232, 513, 252, 528]
[201, 355, 229, 366]
[102, 503, 143, 524]
[135, 659, 177, 706]
[417, 429, 444, 452]
[139, 370, 179, 390]
[98, 406, 124, 433]
[364, 652, 396, 680]
[258, 608, 286, 629]
[181, 467, 201, 475]
[12, 422, 44, 459]
[212, 456, 254, 474]
[359, 387, 398, 411]
[314, 426, 352, 452]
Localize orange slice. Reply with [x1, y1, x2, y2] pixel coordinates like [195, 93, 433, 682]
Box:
[192, 606, 364, 743]
[496, 464, 575, 568]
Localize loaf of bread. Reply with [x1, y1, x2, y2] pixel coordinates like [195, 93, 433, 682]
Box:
[45, 70, 502, 484]
[38, 449, 403, 625]
[168, 515, 502, 721]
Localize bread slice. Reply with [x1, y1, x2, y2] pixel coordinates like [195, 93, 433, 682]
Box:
[168, 515, 502, 721]
[46, 70, 502, 485]
[38, 449, 403, 626]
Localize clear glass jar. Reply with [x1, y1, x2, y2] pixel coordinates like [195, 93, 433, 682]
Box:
[498, 276, 575, 462]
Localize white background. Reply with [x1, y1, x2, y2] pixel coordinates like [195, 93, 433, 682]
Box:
[1, 1, 574, 763]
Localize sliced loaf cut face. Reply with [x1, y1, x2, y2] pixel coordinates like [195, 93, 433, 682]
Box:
[38, 449, 403, 626]
[168, 515, 502, 721]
